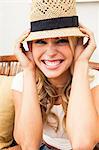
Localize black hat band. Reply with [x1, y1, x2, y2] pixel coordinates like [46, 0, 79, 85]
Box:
[30, 16, 79, 32]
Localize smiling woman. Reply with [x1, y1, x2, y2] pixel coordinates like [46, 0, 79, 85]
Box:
[10, 0, 99, 150]
[1, 0, 99, 150]
[32, 37, 73, 79]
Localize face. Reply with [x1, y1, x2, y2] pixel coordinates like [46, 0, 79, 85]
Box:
[32, 37, 73, 79]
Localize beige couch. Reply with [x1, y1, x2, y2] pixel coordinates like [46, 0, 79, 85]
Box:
[0, 55, 22, 149]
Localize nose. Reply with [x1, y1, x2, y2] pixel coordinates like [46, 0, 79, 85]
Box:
[46, 43, 57, 57]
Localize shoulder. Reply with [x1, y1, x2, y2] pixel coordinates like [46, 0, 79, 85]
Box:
[11, 71, 23, 92]
[89, 69, 99, 89]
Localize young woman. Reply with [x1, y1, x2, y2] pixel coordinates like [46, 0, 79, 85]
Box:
[11, 0, 99, 149]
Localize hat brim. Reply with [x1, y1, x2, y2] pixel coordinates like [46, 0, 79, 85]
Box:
[24, 27, 85, 42]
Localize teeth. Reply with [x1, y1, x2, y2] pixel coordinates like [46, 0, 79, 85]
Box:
[44, 60, 61, 66]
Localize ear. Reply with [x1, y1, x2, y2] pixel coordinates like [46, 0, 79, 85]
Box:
[27, 41, 32, 52]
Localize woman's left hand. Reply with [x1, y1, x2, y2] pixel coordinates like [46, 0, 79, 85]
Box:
[74, 25, 96, 64]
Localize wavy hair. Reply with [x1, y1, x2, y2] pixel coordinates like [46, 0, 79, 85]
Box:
[36, 37, 77, 132]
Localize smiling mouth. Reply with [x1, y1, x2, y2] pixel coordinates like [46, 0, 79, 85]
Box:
[42, 60, 63, 68]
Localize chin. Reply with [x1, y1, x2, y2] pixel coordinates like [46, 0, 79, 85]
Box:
[41, 70, 65, 79]
[44, 74, 60, 79]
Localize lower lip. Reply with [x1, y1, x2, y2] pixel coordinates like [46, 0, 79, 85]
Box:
[42, 61, 63, 70]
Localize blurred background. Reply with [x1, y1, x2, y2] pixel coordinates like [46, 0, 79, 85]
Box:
[0, 0, 99, 62]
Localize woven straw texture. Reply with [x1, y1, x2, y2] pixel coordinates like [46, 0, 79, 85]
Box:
[30, 0, 76, 21]
[24, 0, 84, 41]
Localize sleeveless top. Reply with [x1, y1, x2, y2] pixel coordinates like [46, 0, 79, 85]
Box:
[11, 69, 99, 150]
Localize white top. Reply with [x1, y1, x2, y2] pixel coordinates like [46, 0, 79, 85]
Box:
[11, 69, 99, 150]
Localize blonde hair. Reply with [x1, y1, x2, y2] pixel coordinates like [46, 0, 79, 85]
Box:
[34, 37, 78, 132]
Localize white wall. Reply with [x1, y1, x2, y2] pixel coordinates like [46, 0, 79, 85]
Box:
[0, 0, 99, 62]
[77, 1, 99, 62]
[0, 0, 31, 55]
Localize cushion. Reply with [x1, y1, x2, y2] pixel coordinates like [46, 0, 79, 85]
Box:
[0, 75, 15, 149]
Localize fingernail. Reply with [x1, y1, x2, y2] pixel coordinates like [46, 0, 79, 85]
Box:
[85, 35, 89, 38]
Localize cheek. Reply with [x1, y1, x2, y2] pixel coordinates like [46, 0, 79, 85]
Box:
[64, 46, 73, 59]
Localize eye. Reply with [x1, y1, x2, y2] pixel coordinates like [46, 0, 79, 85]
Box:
[56, 38, 69, 44]
[34, 40, 47, 44]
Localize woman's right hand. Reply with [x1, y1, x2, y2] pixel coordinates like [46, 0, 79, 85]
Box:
[14, 30, 36, 72]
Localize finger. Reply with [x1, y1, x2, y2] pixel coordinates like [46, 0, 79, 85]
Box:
[14, 30, 31, 63]
[25, 51, 34, 62]
[79, 27, 96, 48]
[79, 28, 90, 38]
[18, 29, 30, 43]
[83, 38, 90, 49]
[79, 28, 96, 59]
[74, 38, 84, 61]
[79, 23, 87, 29]
[79, 23, 90, 32]
[15, 30, 31, 54]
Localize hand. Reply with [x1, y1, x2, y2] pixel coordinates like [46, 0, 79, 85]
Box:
[14, 30, 35, 72]
[74, 25, 96, 64]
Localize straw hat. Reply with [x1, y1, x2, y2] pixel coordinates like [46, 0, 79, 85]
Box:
[25, 0, 84, 41]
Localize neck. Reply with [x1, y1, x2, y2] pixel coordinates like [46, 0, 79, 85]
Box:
[48, 69, 71, 89]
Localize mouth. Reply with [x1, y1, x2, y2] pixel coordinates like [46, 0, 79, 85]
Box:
[41, 59, 64, 69]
